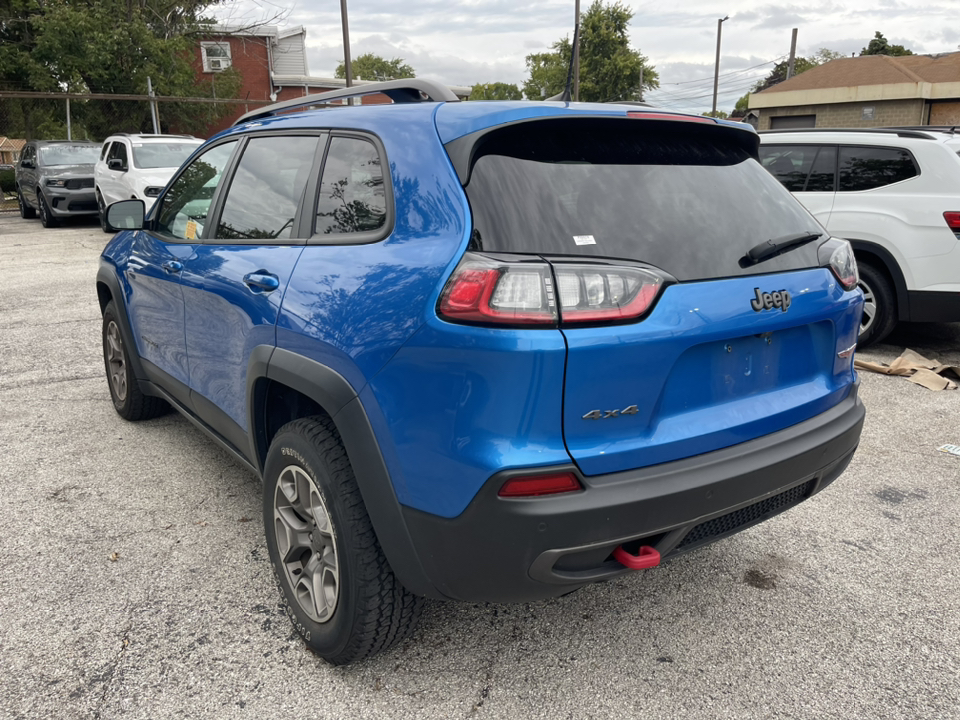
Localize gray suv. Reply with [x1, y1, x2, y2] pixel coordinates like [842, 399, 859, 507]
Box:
[16, 140, 102, 227]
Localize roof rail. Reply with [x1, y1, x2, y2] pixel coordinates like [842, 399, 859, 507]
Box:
[759, 127, 936, 140]
[233, 79, 460, 126]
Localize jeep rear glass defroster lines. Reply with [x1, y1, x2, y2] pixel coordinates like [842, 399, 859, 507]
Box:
[437, 253, 665, 327]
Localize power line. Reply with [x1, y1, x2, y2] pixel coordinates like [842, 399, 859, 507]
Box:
[656, 55, 787, 88]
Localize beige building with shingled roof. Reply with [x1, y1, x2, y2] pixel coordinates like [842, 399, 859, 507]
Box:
[748, 52, 960, 130]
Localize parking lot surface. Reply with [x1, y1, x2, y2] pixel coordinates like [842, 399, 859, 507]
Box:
[2, 213, 959, 719]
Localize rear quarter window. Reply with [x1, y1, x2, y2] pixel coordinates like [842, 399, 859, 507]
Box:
[838, 146, 917, 191]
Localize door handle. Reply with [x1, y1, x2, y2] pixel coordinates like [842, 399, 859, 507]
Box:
[243, 271, 280, 293]
[162, 260, 183, 274]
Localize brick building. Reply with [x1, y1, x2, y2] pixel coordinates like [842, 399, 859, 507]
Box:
[748, 52, 960, 130]
[195, 25, 470, 136]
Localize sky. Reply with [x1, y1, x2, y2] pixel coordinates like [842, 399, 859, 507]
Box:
[217, 1, 960, 114]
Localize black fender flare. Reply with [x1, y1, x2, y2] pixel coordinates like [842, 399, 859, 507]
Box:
[96, 260, 151, 385]
[246, 347, 441, 599]
[846, 240, 910, 321]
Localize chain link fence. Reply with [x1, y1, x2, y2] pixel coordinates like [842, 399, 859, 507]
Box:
[1, 91, 270, 212]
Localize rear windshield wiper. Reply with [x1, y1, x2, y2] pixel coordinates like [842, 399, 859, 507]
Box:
[741, 231, 823, 267]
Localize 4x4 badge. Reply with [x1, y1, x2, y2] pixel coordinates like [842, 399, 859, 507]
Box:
[582, 405, 639, 420]
[751, 287, 791, 312]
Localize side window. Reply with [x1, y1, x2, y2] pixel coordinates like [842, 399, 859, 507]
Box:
[216, 135, 320, 240]
[758, 145, 816, 192]
[316, 136, 387, 235]
[100, 143, 110, 161]
[108, 141, 128, 168]
[156, 141, 237, 240]
[838, 146, 917, 191]
[804, 146, 837, 192]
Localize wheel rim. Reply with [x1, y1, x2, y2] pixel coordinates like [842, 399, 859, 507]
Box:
[273, 466, 340, 623]
[105, 320, 128, 402]
[858, 277, 877, 337]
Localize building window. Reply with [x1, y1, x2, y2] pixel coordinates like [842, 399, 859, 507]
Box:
[201, 42, 232, 72]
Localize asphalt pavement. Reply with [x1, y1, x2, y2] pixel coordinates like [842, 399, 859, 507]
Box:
[1, 213, 958, 719]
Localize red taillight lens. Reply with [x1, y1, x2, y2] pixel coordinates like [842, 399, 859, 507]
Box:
[555, 265, 663, 324]
[438, 255, 557, 325]
[944, 212, 960, 237]
[826, 239, 859, 291]
[498, 472, 582, 497]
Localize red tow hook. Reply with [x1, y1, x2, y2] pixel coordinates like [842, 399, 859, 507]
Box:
[613, 544, 661, 570]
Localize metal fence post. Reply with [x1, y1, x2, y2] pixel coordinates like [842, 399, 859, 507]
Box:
[147, 77, 160, 134]
[66, 97, 72, 140]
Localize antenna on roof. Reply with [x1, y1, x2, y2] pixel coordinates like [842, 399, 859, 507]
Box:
[546, 22, 580, 102]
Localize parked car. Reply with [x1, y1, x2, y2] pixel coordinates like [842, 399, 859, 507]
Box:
[97, 81, 866, 664]
[95, 133, 202, 231]
[759, 127, 960, 346]
[16, 140, 101, 227]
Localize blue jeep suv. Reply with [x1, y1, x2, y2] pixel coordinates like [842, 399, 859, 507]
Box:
[97, 80, 865, 664]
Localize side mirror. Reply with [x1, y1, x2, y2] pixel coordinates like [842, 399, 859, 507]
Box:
[107, 158, 126, 171]
[105, 199, 145, 232]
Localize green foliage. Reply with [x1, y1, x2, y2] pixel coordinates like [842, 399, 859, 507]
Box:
[469, 82, 523, 101]
[702, 110, 728, 119]
[335, 54, 416, 81]
[0, 168, 15, 194]
[811, 48, 845, 64]
[523, 0, 658, 102]
[860, 31, 913, 56]
[734, 93, 750, 113]
[0, 1, 242, 139]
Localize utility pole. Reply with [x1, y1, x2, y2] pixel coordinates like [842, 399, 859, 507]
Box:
[639, 66, 643, 102]
[340, 0, 353, 89]
[147, 76, 160, 134]
[786, 28, 798, 80]
[712, 16, 729, 116]
[573, 0, 580, 101]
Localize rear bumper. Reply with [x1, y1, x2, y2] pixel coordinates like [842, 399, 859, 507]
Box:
[907, 290, 960, 324]
[401, 383, 864, 603]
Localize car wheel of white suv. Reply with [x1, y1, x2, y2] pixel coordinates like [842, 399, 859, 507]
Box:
[857, 262, 897, 347]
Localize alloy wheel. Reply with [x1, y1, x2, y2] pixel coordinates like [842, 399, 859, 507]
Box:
[273, 466, 340, 623]
[105, 320, 127, 402]
[858, 277, 876, 337]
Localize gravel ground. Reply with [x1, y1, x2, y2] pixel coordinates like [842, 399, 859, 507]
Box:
[1, 213, 959, 720]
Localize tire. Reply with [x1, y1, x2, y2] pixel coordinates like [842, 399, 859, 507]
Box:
[101, 301, 169, 420]
[37, 190, 59, 228]
[97, 191, 112, 234]
[263, 416, 424, 665]
[857, 261, 897, 347]
[17, 187, 36, 219]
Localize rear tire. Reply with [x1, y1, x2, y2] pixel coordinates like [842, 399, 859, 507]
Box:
[18, 187, 36, 219]
[101, 301, 168, 420]
[37, 190, 59, 228]
[263, 416, 424, 665]
[857, 261, 897, 347]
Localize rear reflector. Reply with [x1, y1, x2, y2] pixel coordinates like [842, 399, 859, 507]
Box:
[627, 111, 716, 124]
[498, 472, 582, 497]
[944, 212, 960, 238]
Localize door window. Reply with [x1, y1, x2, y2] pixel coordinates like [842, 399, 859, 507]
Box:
[107, 141, 128, 169]
[156, 141, 237, 240]
[315, 136, 387, 235]
[100, 143, 111, 161]
[216, 135, 320, 240]
[758, 145, 818, 191]
[804, 146, 837, 192]
[838, 146, 918, 191]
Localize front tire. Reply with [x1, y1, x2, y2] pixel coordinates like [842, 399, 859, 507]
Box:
[263, 416, 423, 665]
[37, 190, 59, 228]
[18, 187, 36, 219]
[101, 301, 168, 420]
[97, 191, 111, 234]
[857, 262, 897, 347]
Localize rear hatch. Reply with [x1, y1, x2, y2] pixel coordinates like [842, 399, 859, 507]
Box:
[448, 114, 862, 476]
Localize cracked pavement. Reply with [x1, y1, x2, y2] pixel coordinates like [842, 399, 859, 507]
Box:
[1, 214, 959, 719]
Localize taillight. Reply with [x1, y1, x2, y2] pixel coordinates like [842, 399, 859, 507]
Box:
[498, 472, 582, 497]
[944, 212, 960, 239]
[554, 265, 663, 324]
[437, 254, 557, 325]
[438, 253, 665, 327]
[818, 238, 859, 291]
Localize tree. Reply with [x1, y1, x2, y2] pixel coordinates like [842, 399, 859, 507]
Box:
[469, 82, 523, 100]
[860, 31, 913, 56]
[0, 0, 246, 139]
[702, 110, 728, 119]
[335, 54, 415, 81]
[811, 48, 845, 64]
[523, 0, 658, 102]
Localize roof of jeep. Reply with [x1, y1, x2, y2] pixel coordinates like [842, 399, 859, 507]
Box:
[220, 99, 756, 145]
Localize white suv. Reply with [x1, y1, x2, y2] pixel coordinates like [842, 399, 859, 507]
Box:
[759, 128, 960, 346]
[95, 134, 202, 231]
